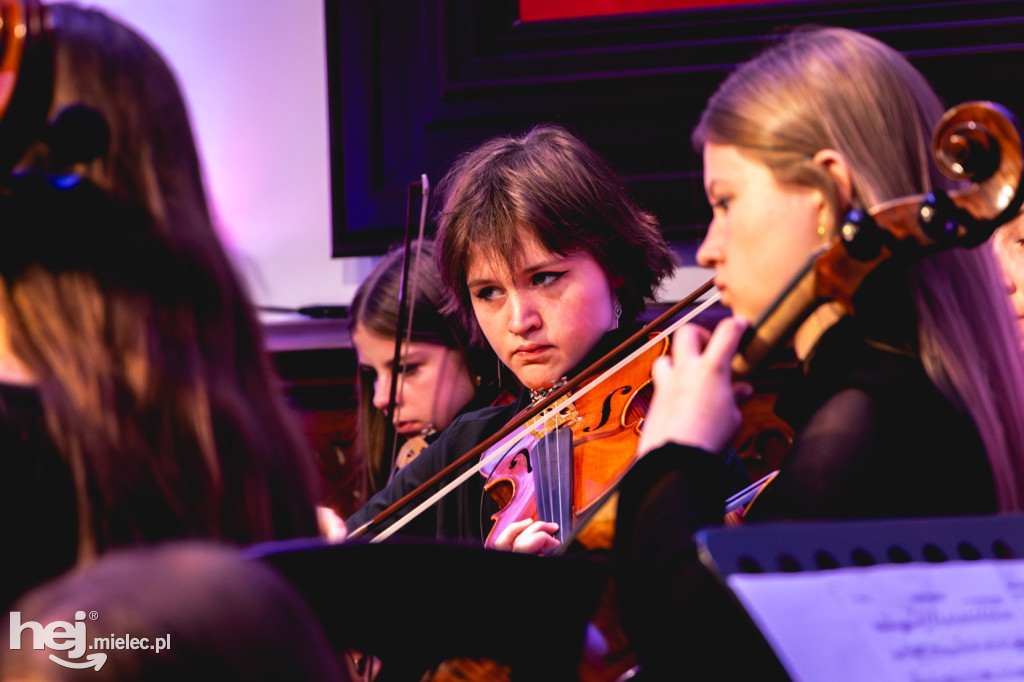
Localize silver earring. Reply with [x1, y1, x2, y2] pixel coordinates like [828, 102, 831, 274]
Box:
[612, 297, 622, 330]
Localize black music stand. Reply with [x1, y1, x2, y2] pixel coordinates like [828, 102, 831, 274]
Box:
[245, 537, 611, 681]
[696, 513, 1024, 682]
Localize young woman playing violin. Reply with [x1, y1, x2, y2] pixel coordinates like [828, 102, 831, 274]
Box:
[611, 26, 1024, 679]
[344, 123, 701, 543]
[349, 238, 514, 495]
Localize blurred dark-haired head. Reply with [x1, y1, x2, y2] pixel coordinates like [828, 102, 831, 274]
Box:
[1, 542, 350, 681]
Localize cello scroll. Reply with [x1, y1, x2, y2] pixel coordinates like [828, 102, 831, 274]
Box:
[733, 101, 1024, 377]
[931, 101, 1024, 231]
[854, 101, 1024, 251]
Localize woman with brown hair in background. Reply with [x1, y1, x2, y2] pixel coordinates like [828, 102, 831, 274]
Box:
[1, 2, 322, 607]
[349, 237, 516, 496]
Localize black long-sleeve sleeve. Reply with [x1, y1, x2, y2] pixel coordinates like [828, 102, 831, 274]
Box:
[611, 317, 996, 679]
[612, 443, 790, 680]
[345, 400, 524, 542]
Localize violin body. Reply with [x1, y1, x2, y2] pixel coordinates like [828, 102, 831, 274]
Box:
[481, 446, 537, 541]
[482, 334, 667, 549]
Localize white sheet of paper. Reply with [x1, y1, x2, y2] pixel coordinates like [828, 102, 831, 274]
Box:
[727, 560, 1024, 682]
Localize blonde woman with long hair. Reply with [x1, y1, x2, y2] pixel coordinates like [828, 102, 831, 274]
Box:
[612, 26, 1024, 678]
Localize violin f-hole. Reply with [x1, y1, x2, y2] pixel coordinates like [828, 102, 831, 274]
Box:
[582, 386, 632, 433]
[509, 449, 532, 473]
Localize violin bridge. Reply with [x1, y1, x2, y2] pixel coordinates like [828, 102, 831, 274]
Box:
[526, 400, 579, 440]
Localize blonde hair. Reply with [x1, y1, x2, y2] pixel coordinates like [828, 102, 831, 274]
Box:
[695, 26, 1024, 510]
[694, 26, 947, 222]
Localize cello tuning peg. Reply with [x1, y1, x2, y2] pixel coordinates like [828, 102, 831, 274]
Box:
[840, 208, 884, 261]
[918, 191, 963, 245]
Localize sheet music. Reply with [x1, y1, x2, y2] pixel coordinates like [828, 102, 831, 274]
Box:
[728, 560, 1024, 681]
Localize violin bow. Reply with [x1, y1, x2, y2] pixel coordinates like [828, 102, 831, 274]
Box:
[383, 174, 430, 483]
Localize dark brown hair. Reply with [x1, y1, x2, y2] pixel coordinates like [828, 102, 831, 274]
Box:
[2, 542, 350, 682]
[434, 123, 676, 342]
[9, 4, 320, 556]
[0, 174, 319, 557]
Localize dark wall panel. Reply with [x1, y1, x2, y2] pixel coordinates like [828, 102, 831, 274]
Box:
[326, 0, 1024, 257]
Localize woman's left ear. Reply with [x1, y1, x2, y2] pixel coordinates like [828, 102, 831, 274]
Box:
[813, 149, 853, 214]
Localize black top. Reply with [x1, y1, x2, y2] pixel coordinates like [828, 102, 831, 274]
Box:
[1, 380, 323, 610]
[612, 314, 996, 680]
[0, 383, 79, 610]
[344, 394, 526, 542]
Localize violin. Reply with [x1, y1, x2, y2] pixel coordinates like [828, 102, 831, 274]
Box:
[475, 290, 717, 682]
[348, 279, 720, 543]
[481, 331, 669, 549]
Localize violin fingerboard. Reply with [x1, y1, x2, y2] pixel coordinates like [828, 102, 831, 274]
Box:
[532, 427, 575, 542]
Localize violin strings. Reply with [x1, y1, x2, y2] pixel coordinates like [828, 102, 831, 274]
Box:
[370, 288, 722, 543]
[556, 422, 563, 539]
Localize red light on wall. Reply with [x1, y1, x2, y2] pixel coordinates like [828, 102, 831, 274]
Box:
[520, 0, 774, 22]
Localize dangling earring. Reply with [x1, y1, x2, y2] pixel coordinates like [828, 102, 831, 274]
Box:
[612, 296, 623, 330]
